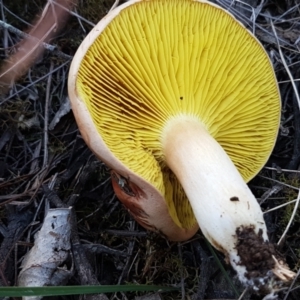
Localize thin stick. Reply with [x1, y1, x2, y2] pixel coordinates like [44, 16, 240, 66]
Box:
[269, 14, 300, 109]
[53, 1, 95, 27]
[109, 0, 120, 12]
[43, 62, 54, 168]
[264, 166, 300, 173]
[267, 13, 300, 247]
[1, 59, 70, 104]
[277, 189, 300, 247]
[238, 288, 248, 300]
[264, 199, 297, 214]
[258, 175, 299, 191]
[0, 21, 72, 60]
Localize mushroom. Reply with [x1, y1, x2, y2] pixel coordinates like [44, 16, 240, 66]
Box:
[68, 0, 295, 293]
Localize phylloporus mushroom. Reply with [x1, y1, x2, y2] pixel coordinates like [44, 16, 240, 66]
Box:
[68, 0, 295, 294]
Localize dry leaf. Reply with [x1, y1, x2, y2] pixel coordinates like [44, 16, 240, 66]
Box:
[0, 0, 74, 94]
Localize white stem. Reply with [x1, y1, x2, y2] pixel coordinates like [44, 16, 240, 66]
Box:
[162, 116, 268, 283]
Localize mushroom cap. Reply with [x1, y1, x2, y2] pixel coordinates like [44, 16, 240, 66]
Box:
[68, 0, 281, 241]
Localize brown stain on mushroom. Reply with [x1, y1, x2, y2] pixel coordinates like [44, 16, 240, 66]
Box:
[230, 196, 239, 201]
[111, 170, 155, 230]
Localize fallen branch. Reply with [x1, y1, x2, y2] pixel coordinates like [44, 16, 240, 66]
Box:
[0, 20, 72, 60]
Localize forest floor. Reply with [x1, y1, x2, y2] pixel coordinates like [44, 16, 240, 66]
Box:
[1, 0, 300, 299]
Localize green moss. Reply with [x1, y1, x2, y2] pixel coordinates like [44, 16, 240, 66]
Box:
[279, 174, 300, 226]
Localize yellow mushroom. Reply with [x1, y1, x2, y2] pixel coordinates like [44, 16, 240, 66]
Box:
[68, 0, 295, 293]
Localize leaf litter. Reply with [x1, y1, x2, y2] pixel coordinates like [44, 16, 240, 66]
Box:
[1, 0, 300, 299]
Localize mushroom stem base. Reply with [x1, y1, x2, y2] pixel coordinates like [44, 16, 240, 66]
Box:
[161, 115, 294, 290]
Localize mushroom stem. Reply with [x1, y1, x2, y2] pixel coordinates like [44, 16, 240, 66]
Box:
[162, 116, 294, 289]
